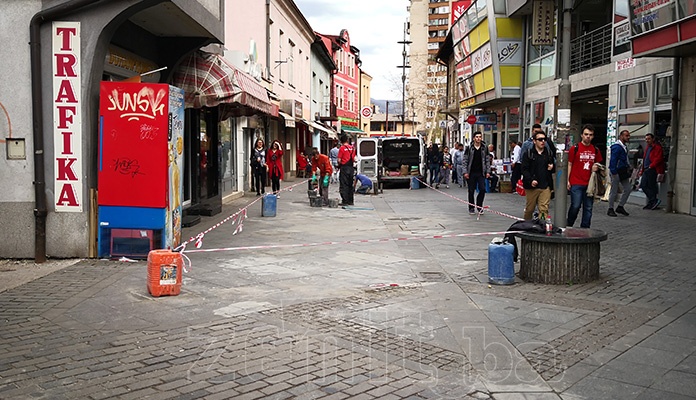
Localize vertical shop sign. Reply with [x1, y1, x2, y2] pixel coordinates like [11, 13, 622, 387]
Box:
[451, 1, 472, 26]
[52, 21, 82, 212]
[532, 0, 555, 46]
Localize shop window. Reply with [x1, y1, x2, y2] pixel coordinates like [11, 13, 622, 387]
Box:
[656, 75, 673, 106]
[477, 0, 488, 20]
[619, 79, 651, 109]
[493, 0, 506, 14]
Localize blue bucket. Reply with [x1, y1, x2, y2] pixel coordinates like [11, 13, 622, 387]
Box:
[262, 194, 277, 217]
[410, 176, 420, 190]
[488, 238, 515, 285]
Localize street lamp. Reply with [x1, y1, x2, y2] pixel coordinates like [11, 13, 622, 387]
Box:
[397, 21, 411, 137]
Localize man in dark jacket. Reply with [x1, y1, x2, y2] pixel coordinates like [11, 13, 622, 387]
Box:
[521, 130, 554, 220]
[607, 129, 632, 216]
[639, 133, 665, 210]
[463, 132, 491, 214]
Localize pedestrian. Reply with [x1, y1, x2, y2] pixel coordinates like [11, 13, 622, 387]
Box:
[310, 147, 333, 206]
[607, 129, 633, 217]
[450, 142, 460, 185]
[567, 124, 603, 228]
[453, 143, 465, 188]
[521, 130, 554, 220]
[329, 141, 339, 184]
[487, 144, 499, 192]
[463, 132, 492, 214]
[337, 134, 355, 206]
[251, 138, 267, 196]
[354, 173, 373, 195]
[639, 133, 665, 210]
[267, 140, 284, 197]
[427, 143, 441, 185]
[438, 146, 452, 189]
[510, 139, 522, 192]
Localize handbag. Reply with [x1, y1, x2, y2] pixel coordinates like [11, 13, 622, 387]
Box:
[516, 179, 526, 196]
[617, 167, 631, 181]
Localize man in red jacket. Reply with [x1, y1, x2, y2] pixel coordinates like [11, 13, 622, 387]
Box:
[337, 135, 355, 206]
[310, 147, 333, 206]
[639, 133, 665, 210]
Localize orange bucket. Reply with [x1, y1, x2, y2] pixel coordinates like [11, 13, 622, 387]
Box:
[147, 249, 183, 297]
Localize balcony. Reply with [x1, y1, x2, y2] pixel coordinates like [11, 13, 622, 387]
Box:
[570, 23, 612, 75]
[318, 102, 337, 121]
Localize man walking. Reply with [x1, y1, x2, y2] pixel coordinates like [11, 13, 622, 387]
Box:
[567, 124, 603, 228]
[509, 140, 522, 192]
[453, 143, 465, 188]
[337, 134, 355, 206]
[487, 144, 499, 192]
[607, 129, 632, 217]
[639, 133, 665, 210]
[463, 132, 491, 214]
[310, 147, 333, 206]
[329, 141, 339, 184]
[521, 130, 554, 220]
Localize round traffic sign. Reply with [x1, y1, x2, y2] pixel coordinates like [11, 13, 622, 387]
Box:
[466, 115, 477, 124]
[361, 106, 373, 119]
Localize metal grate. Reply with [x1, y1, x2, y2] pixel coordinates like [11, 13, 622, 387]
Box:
[570, 23, 612, 75]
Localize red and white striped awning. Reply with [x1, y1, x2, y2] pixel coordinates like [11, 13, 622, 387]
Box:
[172, 51, 277, 118]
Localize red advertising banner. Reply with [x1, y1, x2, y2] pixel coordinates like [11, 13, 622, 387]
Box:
[98, 82, 170, 208]
[451, 0, 472, 26]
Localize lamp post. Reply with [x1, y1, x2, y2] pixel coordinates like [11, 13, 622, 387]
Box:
[397, 21, 411, 137]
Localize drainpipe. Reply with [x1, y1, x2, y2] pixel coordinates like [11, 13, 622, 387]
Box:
[266, 0, 271, 81]
[31, 0, 107, 263]
[666, 56, 681, 213]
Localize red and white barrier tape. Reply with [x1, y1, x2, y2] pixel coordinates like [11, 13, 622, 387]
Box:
[417, 178, 524, 222]
[175, 179, 310, 253]
[183, 230, 514, 254]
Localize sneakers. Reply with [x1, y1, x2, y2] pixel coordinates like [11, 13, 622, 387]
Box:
[643, 203, 652, 210]
[616, 206, 629, 216]
[607, 208, 617, 217]
[446, 185, 450, 189]
[651, 198, 661, 210]
[469, 209, 476, 215]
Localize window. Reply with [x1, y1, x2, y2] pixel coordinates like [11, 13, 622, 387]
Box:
[526, 24, 557, 84]
[278, 30, 284, 82]
[288, 40, 295, 87]
[619, 79, 651, 109]
[656, 75, 673, 106]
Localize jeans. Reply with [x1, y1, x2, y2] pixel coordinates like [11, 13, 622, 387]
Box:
[640, 168, 659, 205]
[252, 166, 266, 194]
[339, 164, 355, 205]
[455, 165, 464, 186]
[428, 163, 440, 185]
[510, 163, 522, 188]
[608, 174, 632, 209]
[567, 185, 594, 228]
[467, 173, 487, 211]
[439, 167, 451, 185]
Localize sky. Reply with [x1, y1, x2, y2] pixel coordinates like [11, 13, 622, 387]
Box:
[293, 0, 410, 101]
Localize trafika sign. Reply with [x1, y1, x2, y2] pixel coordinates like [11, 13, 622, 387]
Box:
[52, 21, 83, 212]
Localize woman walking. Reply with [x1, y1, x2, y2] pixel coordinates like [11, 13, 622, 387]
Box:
[438, 146, 452, 189]
[266, 140, 284, 196]
[251, 138, 267, 196]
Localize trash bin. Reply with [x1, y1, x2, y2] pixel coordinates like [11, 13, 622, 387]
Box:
[488, 237, 515, 285]
[147, 249, 183, 297]
[262, 194, 277, 217]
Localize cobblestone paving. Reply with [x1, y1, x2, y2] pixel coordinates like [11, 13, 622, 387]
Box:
[0, 263, 489, 400]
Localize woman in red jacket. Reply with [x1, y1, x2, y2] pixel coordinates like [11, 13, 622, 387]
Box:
[266, 140, 284, 196]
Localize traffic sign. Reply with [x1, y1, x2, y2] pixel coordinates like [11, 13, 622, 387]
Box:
[466, 115, 477, 124]
[361, 106, 373, 119]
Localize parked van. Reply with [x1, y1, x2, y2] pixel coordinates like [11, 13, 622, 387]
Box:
[356, 136, 426, 188]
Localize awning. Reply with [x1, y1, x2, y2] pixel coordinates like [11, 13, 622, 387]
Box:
[306, 120, 338, 140]
[341, 126, 365, 133]
[171, 51, 277, 118]
[278, 111, 295, 128]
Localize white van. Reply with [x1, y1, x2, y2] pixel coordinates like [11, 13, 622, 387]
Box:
[356, 136, 426, 188]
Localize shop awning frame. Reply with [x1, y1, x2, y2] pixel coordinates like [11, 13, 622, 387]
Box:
[171, 51, 277, 118]
[278, 111, 296, 128]
[340, 125, 365, 133]
[306, 120, 338, 140]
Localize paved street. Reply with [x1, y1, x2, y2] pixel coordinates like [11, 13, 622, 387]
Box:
[1, 181, 695, 399]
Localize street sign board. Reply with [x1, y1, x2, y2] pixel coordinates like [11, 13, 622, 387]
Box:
[360, 106, 373, 119]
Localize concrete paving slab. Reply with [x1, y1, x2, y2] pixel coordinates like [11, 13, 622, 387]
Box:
[564, 375, 645, 400]
[649, 370, 696, 397]
[593, 359, 668, 387]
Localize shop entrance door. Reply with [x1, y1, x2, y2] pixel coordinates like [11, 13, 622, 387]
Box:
[242, 129, 253, 192]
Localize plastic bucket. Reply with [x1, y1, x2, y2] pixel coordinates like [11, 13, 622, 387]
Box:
[410, 176, 420, 190]
[147, 249, 183, 297]
[488, 238, 515, 285]
[262, 194, 277, 217]
[309, 196, 323, 207]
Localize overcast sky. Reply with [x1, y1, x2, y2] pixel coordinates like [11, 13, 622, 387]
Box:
[293, 0, 409, 101]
